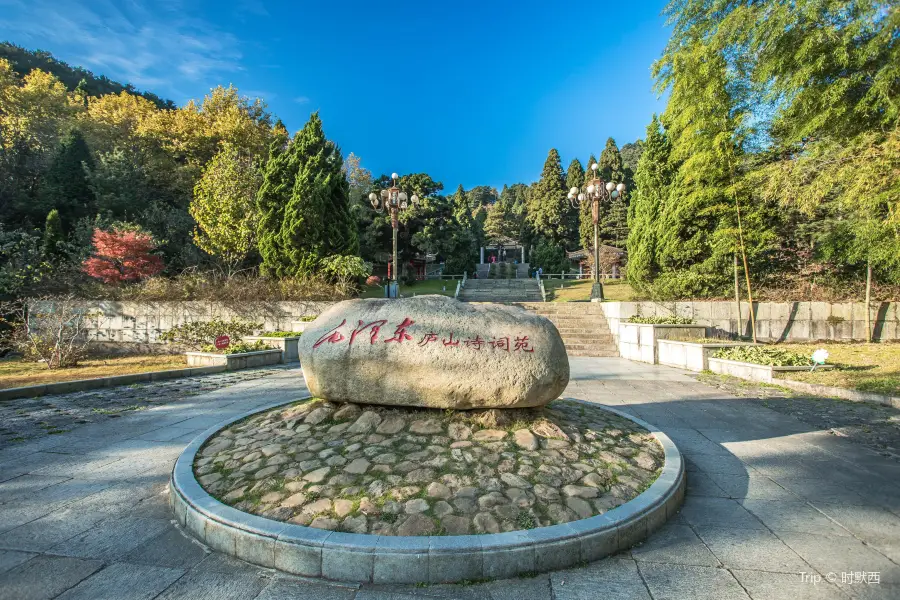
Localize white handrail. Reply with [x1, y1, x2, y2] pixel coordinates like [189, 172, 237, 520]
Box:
[454, 280, 462, 299]
[539, 279, 547, 302]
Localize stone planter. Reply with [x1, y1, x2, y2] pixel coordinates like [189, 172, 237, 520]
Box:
[617, 323, 708, 364]
[185, 349, 283, 370]
[708, 357, 832, 383]
[657, 339, 756, 372]
[244, 336, 301, 363]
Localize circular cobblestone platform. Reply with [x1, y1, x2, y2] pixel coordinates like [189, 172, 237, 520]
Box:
[170, 396, 685, 584]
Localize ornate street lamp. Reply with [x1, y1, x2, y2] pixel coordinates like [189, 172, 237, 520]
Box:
[369, 173, 419, 286]
[568, 163, 625, 301]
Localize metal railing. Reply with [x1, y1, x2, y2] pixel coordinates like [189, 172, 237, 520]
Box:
[454, 271, 467, 299]
[534, 273, 622, 280]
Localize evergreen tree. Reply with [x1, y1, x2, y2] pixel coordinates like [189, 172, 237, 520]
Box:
[527, 149, 569, 248]
[579, 154, 598, 250]
[452, 184, 473, 228]
[450, 184, 477, 265]
[38, 129, 95, 229]
[42, 208, 64, 256]
[564, 159, 584, 249]
[626, 115, 672, 288]
[322, 144, 358, 258]
[278, 112, 334, 277]
[256, 129, 298, 277]
[653, 45, 776, 298]
[597, 138, 628, 247]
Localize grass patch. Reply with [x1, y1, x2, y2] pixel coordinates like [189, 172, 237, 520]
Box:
[358, 279, 457, 299]
[772, 342, 900, 395]
[0, 354, 187, 389]
[542, 279, 638, 302]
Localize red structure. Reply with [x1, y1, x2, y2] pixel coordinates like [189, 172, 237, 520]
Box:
[386, 258, 427, 280]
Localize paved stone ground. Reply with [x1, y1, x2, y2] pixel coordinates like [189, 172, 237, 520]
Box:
[697, 371, 900, 460]
[1, 358, 899, 599]
[0, 367, 284, 448]
[198, 399, 662, 535]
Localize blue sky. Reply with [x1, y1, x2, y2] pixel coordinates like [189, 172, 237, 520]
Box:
[0, 0, 670, 190]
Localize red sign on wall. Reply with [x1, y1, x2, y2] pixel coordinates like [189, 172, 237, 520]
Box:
[214, 335, 231, 350]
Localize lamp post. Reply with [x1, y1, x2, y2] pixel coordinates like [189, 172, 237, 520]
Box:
[369, 173, 419, 291]
[568, 162, 625, 301]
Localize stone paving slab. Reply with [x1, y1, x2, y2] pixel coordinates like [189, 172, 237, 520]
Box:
[0, 359, 898, 598]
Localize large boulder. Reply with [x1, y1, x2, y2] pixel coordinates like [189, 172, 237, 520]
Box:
[298, 296, 569, 409]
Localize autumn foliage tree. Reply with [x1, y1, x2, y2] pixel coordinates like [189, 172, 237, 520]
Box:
[82, 226, 164, 284]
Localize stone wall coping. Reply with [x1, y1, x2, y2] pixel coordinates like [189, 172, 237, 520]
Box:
[623, 323, 705, 328]
[244, 335, 302, 340]
[656, 339, 756, 348]
[776, 378, 900, 409]
[0, 365, 227, 401]
[707, 357, 834, 372]
[170, 394, 685, 583]
[184, 349, 284, 358]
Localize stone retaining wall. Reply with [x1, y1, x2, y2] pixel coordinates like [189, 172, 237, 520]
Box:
[601, 301, 898, 343]
[67, 300, 336, 350]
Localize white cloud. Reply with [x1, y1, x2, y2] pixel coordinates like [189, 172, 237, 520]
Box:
[294, 96, 310, 104]
[0, 0, 244, 100]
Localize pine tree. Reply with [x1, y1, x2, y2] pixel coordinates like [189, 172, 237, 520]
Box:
[322, 144, 358, 257]
[626, 115, 672, 288]
[597, 138, 628, 247]
[452, 184, 474, 228]
[579, 154, 598, 250]
[42, 208, 64, 256]
[38, 129, 95, 229]
[564, 159, 585, 249]
[256, 130, 298, 277]
[527, 149, 569, 248]
[278, 112, 332, 277]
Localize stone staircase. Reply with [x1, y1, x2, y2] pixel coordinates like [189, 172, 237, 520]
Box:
[517, 302, 618, 357]
[458, 279, 543, 302]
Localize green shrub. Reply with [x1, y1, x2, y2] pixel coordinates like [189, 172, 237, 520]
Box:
[260, 331, 303, 337]
[200, 340, 270, 354]
[159, 318, 261, 350]
[298, 316, 317, 322]
[713, 346, 812, 367]
[626, 315, 693, 325]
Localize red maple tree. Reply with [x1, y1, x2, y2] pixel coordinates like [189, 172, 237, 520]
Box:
[82, 227, 164, 284]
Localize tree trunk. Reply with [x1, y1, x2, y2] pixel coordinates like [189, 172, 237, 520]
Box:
[733, 253, 742, 338]
[865, 261, 873, 343]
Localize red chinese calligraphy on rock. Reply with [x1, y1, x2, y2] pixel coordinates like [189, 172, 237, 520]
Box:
[384, 317, 415, 343]
[349, 319, 388, 346]
[514, 336, 535, 352]
[313, 319, 347, 349]
[418, 332, 439, 346]
[464, 336, 485, 350]
[489, 337, 510, 352]
[442, 332, 459, 347]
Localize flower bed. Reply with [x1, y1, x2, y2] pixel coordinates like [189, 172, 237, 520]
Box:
[185, 341, 283, 369]
[626, 315, 693, 325]
[712, 345, 813, 366]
